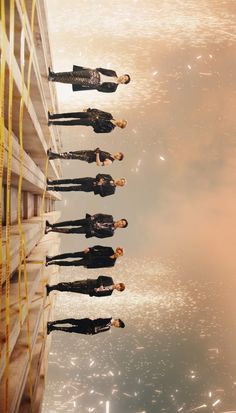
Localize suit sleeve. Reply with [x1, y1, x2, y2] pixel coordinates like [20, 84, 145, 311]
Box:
[95, 229, 113, 238]
[92, 290, 112, 297]
[89, 246, 113, 254]
[98, 275, 113, 285]
[96, 68, 117, 77]
[89, 245, 102, 252]
[73, 65, 88, 71]
[97, 83, 117, 93]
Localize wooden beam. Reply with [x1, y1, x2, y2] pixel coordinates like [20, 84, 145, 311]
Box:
[1, 211, 61, 284]
[0, 22, 61, 180]
[3, 126, 61, 201]
[0, 232, 61, 413]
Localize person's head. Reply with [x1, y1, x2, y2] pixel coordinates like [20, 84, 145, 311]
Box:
[115, 178, 127, 187]
[116, 219, 128, 228]
[112, 318, 125, 328]
[118, 74, 131, 84]
[116, 120, 127, 129]
[115, 247, 124, 257]
[114, 152, 124, 161]
[115, 283, 126, 292]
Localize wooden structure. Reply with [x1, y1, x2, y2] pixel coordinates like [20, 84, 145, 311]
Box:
[0, 1, 62, 412]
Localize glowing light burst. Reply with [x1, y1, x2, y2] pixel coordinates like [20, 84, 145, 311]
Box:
[48, 0, 236, 112]
[106, 401, 110, 413]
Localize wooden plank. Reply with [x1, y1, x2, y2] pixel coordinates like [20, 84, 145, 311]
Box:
[1, 211, 61, 284]
[0, 264, 43, 380]
[3, 127, 61, 201]
[0, 232, 61, 413]
[15, 0, 63, 158]
[0, 292, 45, 413]
[0, 22, 61, 180]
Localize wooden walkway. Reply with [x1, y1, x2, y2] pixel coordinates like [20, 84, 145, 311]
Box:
[0, 0, 63, 412]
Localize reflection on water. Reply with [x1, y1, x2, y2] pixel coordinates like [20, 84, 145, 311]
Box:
[42, 258, 236, 413]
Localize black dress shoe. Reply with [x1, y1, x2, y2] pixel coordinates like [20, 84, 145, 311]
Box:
[46, 284, 50, 296]
[48, 67, 53, 81]
[47, 322, 52, 335]
[45, 255, 52, 263]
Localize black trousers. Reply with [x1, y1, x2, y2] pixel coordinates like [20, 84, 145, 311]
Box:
[48, 150, 94, 161]
[49, 318, 92, 334]
[49, 110, 94, 126]
[49, 119, 92, 126]
[49, 111, 91, 119]
[47, 251, 86, 267]
[48, 258, 87, 266]
[48, 185, 95, 192]
[48, 251, 85, 260]
[49, 280, 90, 294]
[50, 218, 89, 234]
[48, 177, 95, 192]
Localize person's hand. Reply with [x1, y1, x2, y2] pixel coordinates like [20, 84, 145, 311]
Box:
[84, 248, 90, 253]
[95, 147, 100, 153]
[97, 285, 104, 291]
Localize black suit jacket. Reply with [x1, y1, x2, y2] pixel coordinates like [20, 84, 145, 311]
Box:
[85, 213, 114, 238]
[87, 112, 115, 133]
[74, 317, 112, 335]
[87, 108, 113, 120]
[92, 317, 112, 334]
[94, 174, 116, 197]
[85, 245, 116, 269]
[88, 275, 114, 297]
[89, 245, 115, 256]
[72, 65, 118, 93]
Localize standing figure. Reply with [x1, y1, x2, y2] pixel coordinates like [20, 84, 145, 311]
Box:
[47, 147, 124, 166]
[48, 108, 127, 133]
[48, 65, 130, 93]
[46, 275, 125, 296]
[45, 245, 124, 268]
[45, 214, 128, 238]
[47, 317, 125, 335]
[47, 174, 127, 197]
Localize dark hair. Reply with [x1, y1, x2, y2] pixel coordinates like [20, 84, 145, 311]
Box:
[118, 152, 124, 161]
[118, 319, 125, 328]
[118, 282, 125, 291]
[124, 74, 131, 84]
[122, 219, 128, 228]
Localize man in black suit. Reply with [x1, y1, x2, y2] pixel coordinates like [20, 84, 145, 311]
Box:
[48, 65, 130, 93]
[47, 147, 124, 166]
[48, 108, 127, 132]
[47, 317, 125, 335]
[46, 276, 125, 296]
[45, 214, 128, 238]
[45, 245, 124, 268]
[47, 175, 127, 197]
